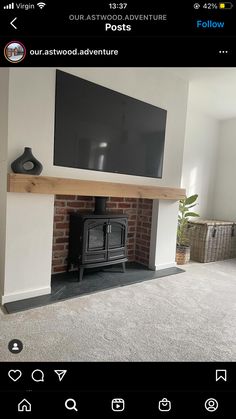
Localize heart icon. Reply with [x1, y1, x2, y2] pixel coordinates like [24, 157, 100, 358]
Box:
[8, 369, 22, 382]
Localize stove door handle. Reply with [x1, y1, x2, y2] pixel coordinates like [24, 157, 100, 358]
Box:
[106, 223, 112, 234]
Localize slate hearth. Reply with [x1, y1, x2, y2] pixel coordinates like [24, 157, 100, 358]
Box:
[4, 263, 184, 314]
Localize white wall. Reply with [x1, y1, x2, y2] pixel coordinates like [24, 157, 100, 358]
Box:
[213, 118, 236, 221]
[4, 194, 54, 302]
[2, 68, 189, 302]
[182, 102, 219, 218]
[7, 68, 188, 187]
[150, 200, 179, 270]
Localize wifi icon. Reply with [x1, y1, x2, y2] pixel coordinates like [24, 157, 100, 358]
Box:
[37, 2, 46, 9]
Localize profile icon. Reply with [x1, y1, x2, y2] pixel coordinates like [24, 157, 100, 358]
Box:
[12, 342, 19, 351]
[8, 339, 23, 354]
[205, 398, 218, 412]
[4, 41, 26, 63]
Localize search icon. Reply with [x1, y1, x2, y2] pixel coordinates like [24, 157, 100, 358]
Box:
[65, 398, 78, 412]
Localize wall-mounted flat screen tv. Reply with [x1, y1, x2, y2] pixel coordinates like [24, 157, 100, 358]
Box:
[54, 70, 167, 178]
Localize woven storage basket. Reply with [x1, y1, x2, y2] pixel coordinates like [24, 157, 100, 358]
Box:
[185, 220, 236, 263]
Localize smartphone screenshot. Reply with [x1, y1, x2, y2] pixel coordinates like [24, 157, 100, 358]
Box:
[0, 0, 235, 417]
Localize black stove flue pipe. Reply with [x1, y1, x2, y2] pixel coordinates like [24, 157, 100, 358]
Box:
[94, 197, 108, 215]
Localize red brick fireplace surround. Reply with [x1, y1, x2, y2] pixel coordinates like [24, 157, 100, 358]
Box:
[52, 196, 153, 274]
[2, 174, 185, 305]
[7, 174, 185, 277]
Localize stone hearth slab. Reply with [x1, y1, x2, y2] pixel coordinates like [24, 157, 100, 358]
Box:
[4, 263, 184, 314]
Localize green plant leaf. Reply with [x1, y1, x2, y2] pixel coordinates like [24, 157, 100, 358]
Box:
[184, 194, 198, 206]
[185, 212, 199, 217]
[186, 203, 199, 209]
[177, 194, 199, 245]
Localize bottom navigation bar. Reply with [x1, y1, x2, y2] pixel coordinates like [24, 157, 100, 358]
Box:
[0, 391, 235, 417]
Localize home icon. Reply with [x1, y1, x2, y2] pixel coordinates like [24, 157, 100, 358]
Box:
[18, 399, 31, 412]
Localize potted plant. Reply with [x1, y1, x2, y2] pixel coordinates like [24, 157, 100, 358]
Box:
[176, 194, 199, 265]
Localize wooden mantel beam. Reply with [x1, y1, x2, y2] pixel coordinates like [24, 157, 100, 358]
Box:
[7, 173, 186, 200]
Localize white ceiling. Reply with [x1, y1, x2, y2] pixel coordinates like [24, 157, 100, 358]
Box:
[168, 68, 236, 120]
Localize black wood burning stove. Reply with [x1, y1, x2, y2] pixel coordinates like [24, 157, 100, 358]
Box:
[67, 198, 128, 281]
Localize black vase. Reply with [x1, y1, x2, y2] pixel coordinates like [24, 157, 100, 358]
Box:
[11, 147, 43, 175]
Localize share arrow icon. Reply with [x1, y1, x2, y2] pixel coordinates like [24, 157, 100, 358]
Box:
[54, 370, 67, 381]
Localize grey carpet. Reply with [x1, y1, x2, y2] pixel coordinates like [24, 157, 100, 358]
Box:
[1, 260, 236, 362]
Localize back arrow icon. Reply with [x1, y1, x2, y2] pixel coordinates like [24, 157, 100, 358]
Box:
[10, 17, 17, 29]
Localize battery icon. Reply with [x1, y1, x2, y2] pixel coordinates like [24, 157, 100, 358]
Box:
[219, 2, 233, 8]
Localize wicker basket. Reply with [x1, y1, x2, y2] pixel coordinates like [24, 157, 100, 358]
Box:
[185, 219, 236, 263]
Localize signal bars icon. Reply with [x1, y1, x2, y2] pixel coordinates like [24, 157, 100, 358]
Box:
[3, 2, 14, 8]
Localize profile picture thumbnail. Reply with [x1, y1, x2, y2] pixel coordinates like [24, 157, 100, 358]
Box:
[4, 41, 26, 63]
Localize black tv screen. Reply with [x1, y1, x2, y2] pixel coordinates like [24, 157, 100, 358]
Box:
[54, 70, 167, 178]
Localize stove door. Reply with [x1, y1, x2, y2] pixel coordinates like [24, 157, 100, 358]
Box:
[107, 218, 127, 261]
[83, 220, 108, 264]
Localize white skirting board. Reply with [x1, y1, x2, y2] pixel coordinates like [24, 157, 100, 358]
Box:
[149, 262, 177, 271]
[1, 286, 51, 304]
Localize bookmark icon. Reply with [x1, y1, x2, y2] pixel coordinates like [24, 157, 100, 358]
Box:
[216, 369, 227, 382]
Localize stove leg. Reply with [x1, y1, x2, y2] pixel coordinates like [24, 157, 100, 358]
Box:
[122, 262, 126, 273]
[78, 267, 84, 282]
